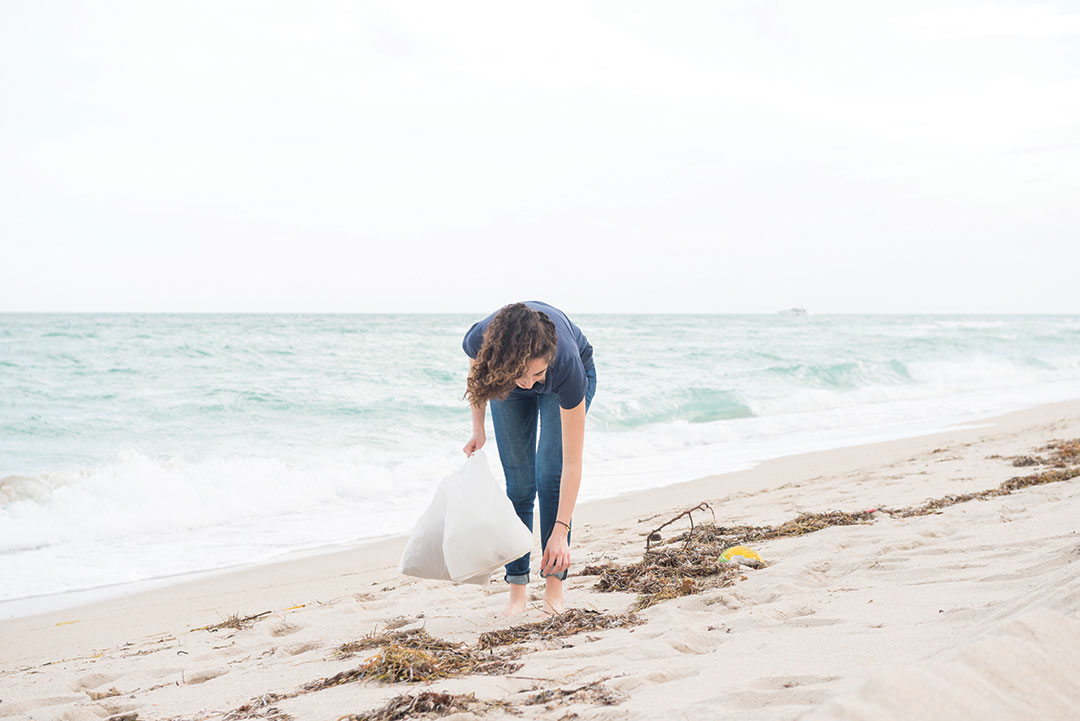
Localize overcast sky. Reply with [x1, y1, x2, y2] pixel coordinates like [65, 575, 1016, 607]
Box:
[2, 1, 1078, 313]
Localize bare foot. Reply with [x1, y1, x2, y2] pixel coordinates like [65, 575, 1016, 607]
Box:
[542, 577, 565, 617]
[495, 584, 528, 618]
[495, 600, 527, 618]
[541, 600, 564, 617]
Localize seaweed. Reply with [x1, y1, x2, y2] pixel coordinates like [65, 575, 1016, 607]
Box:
[1001, 439, 1080, 468]
[339, 681, 624, 721]
[335, 628, 458, 659]
[884, 466, 1080, 517]
[1009, 455, 1043, 467]
[522, 678, 626, 708]
[476, 608, 642, 649]
[226, 632, 521, 719]
[644, 502, 714, 550]
[1040, 438, 1080, 466]
[583, 543, 746, 611]
[308, 643, 522, 688]
[664, 510, 876, 549]
[228, 608, 637, 719]
[338, 691, 508, 721]
[192, 611, 271, 633]
[223, 694, 292, 721]
[328, 627, 525, 682]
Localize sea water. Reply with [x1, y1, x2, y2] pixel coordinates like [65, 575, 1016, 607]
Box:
[2, 313, 1080, 610]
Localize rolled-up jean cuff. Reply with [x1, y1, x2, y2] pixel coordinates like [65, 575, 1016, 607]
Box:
[539, 568, 568, 581]
[504, 572, 530, 585]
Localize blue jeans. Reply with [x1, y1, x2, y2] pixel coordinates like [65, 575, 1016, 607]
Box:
[489, 365, 596, 584]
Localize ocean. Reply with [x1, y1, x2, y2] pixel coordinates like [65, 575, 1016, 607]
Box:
[2, 312, 1080, 612]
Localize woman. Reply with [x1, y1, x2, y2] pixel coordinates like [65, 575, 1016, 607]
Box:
[462, 301, 596, 616]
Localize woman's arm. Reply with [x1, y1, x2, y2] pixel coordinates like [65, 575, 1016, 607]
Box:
[463, 358, 486, 455]
[540, 397, 586, 575]
[556, 399, 586, 524]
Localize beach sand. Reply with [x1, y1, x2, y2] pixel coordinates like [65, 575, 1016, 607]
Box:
[2, 400, 1079, 720]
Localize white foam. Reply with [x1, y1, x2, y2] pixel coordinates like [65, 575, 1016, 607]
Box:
[0, 447, 463, 601]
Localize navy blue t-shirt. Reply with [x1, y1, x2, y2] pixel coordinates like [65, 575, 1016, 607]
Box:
[462, 301, 594, 409]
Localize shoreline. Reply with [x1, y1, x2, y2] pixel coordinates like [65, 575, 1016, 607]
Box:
[3, 377, 1078, 612]
[0, 411, 1015, 624]
[2, 391, 1069, 624]
[3, 397, 1079, 666]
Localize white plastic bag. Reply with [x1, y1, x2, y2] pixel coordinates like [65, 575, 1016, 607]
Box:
[397, 481, 465, 582]
[398, 451, 532, 584]
[442, 450, 534, 582]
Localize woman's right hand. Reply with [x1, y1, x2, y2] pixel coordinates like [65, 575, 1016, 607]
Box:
[463, 430, 486, 456]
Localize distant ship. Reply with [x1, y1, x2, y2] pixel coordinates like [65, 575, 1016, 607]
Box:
[778, 307, 809, 316]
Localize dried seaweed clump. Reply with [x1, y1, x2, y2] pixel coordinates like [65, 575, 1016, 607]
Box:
[223, 692, 293, 721]
[1041, 438, 1080, 466]
[307, 641, 522, 688]
[1009, 455, 1042, 467]
[666, 510, 875, 550]
[1000, 466, 1080, 490]
[1000, 438, 1080, 468]
[339, 681, 624, 721]
[335, 628, 458, 659]
[476, 608, 643, 649]
[582, 539, 749, 611]
[225, 629, 523, 720]
[193, 610, 271, 633]
[884, 466, 1080, 518]
[339, 691, 509, 721]
[328, 627, 522, 683]
[523, 678, 626, 709]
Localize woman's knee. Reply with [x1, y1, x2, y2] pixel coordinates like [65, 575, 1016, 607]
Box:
[500, 461, 536, 497]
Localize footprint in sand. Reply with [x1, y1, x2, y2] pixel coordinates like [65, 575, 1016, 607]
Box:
[70, 672, 121, 693]
[665, 639, 712, 655]
[713, 675, 843, 710]
[268, 621, 302, 637]
[786, 615, 843, 628]
[94, 700, 141, 717]
[749, 674, 840, 690]
[280, 641, 320, 656]
[86, 686, 122, 700]
[662, 627, 726, 655]
[722, 684, 837, 709]
[184, 667, 229, 685]
[644, 666, 700, 684]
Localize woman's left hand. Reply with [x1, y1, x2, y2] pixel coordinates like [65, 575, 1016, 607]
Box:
[540, 530, 571, 576]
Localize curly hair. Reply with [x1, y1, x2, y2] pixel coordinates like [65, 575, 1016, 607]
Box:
[465, 303, 558, 406]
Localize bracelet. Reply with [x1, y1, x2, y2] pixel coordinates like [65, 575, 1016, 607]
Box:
[555, 519, 571, 530]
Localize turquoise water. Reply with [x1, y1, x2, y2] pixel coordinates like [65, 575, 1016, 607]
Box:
[2, 313, 1080, 606]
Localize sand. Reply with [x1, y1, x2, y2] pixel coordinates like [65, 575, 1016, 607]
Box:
[2, 399, 1079, 721]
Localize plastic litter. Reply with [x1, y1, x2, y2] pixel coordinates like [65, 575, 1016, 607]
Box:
[399, 451, 533, 584]
[720, 545, 763, 566]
